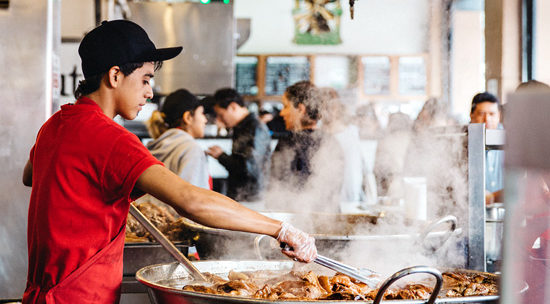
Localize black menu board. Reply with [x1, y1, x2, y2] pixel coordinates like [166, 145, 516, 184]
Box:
[235, 56, 258, 96]
[264, 56, 310, 96]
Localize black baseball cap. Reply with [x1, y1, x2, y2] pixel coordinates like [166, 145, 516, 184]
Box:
[79, 20, 183, 78]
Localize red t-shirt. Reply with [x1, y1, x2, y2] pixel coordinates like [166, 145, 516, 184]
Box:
[26, 97, 162, 289]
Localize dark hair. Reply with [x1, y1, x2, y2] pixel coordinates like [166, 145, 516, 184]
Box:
[213, 88, 244, 108]
[285, 81, 321, 121]
[161, 89, 200, 128]
[147, 89, 200, 139]
[74, 61, 163, 99]
[470, 92, 499, 114]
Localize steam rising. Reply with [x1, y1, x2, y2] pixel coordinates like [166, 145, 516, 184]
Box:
[258, 88, 468, 276]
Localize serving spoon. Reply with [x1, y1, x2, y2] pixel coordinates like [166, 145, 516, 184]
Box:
[129, 204, 209, 282]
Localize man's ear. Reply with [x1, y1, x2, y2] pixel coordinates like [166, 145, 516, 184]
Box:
[297, 103, 307, 115]
[228, 102, 238, 111]
[107, 66, 122, 88]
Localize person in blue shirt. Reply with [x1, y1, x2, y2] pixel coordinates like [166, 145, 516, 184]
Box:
[469, 92, 503, 204]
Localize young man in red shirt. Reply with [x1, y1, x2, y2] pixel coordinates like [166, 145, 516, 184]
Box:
[21, 20, 316, 304]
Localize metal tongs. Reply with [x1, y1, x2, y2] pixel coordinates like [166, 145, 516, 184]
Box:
[129, 204, 209, 282]
[315, 254, 381, 288]
[280, 243, 380, 288]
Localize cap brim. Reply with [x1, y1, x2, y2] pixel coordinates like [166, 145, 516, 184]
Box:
[140, 46, 183, 62]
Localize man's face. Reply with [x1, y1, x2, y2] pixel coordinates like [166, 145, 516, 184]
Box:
[280, 94, 303, 131]
[213, 103, 239, 128]
[470, 101, 500, 129]
[115, 62, 154, 120]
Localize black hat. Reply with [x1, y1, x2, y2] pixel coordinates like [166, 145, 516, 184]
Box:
[161, 89, 201, 126]
[79, 20, 183, 78]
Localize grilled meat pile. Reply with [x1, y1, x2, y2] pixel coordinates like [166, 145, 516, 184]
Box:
[442, 272, 498, 297]
[125, 201, 188, 242]
[183, 269, 497, 301]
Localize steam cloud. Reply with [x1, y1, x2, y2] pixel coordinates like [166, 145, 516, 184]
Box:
[257, 87, 469, 277]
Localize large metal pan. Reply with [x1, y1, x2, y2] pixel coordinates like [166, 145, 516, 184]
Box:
[136, 260, 502, 304]
[181, 212, 460, 260]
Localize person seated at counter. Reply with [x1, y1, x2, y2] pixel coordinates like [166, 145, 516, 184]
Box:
[269, 81, 343, 212]
[146, 88, 211, 190]
[21, 20, 316, 303]
[469, 92, 503, 204]
[206, 88, 272, 201]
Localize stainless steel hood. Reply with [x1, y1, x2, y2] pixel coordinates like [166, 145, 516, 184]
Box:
[128, 1, 235, 95]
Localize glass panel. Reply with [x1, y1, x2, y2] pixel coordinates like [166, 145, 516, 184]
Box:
[362, 56, 391, 95]
[398, 56, 426, 95]
[235, 56, 258, 96]
[264, 56, 310, 96]
[313, 55, 349, 89]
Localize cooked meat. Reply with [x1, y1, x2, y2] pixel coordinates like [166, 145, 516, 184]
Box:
[125, 201, 189, 242]
[216, 280, 258, 296]
[274, 280, 326, 299]
[253, 285, 279, 300]
[442, 271, 498, 297]
[318, 275, 332, 293]
[182, 269, 498, 301]
[228, 270, 250, 281]
[387, 284, 432, 300]
[183, 284, 217, 294]
[203, 272, 228, 285]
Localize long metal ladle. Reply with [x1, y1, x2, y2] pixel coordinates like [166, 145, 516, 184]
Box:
[128, 204, 208, 282]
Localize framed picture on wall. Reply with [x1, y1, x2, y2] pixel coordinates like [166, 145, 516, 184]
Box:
[293, 0, 343, 45]
[362, 56, 391, 95]
[398, 56, 426, 95]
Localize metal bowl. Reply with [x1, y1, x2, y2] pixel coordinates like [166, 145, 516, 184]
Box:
[136, 261, 501, 304]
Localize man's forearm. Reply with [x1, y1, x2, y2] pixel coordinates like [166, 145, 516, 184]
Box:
[182, 186, 281, 237]
[136, 164, 281, 237]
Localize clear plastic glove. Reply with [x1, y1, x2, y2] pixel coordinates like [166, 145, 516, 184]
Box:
[276, 222, 317, 263]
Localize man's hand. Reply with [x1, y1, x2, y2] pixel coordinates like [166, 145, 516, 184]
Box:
[206, 145, 224, 159]
[276, 222, 317, 263]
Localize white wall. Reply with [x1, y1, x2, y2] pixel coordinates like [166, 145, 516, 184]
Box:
[536, 0, 550, 85]
[61, 0, 95, 37]
[235, 0, 430, 55]
[451, 10, 485, 120]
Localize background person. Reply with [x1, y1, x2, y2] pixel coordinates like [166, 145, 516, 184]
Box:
[469, 92, 503, 204]
[206, 88, 272, 201]
[373, 112, 413, 196]
[320, 87, 372, 204]
[146, 88, 211, 190]
[269, 81, 344, 212]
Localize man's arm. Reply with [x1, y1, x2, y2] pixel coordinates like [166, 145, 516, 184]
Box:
[134, 164, 317, 262]
[135, 164, 280, 236]
[23, 159, 33, 187]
